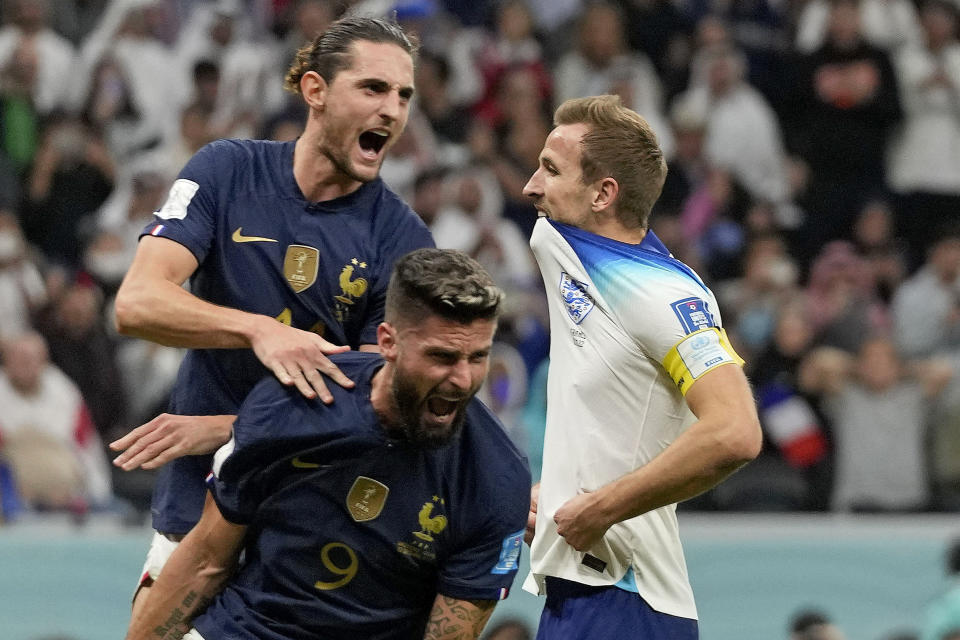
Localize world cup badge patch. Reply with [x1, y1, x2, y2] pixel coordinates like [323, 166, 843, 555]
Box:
[559, 272, 594, 325]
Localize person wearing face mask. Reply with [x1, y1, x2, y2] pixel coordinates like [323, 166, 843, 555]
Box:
[0, 211, 47, 340]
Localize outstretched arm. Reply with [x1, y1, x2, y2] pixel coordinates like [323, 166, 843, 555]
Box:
[423, 595, 497, 640]
[110, 414, 236, 470]
[553, 364, 762, 551]
[126, 494, 246, 640]
[115, 235, 352, 401]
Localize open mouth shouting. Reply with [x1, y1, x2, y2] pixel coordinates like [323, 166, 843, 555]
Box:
[358, 128, 390, 163]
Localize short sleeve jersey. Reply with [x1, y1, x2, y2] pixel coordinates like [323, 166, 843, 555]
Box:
[524, 218, 742, 620]
[193, 352, 531, 640]
[143, 139, 434, 533]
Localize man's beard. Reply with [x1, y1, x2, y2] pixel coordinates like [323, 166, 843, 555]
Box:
[391, 374, 469, 449]
[318, 123, 378, 184]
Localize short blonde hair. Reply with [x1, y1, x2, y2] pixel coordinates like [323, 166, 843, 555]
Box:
[554, 95, 667, 229]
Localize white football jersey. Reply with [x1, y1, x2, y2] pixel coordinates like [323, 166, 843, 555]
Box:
[524, 218, 742, 619]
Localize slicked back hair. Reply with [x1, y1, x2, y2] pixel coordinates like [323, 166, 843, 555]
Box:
[385, 249, 502, 327]
[554, 95, 667, 229]
[284, 15, 418, 94]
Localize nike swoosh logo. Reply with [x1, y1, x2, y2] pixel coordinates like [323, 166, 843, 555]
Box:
[232, 227, 278, 243]
[292, 456, 320, 469]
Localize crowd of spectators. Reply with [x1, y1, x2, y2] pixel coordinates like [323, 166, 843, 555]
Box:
[0, 0, 959, 520]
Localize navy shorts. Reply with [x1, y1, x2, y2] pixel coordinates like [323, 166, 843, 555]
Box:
[536, 577, 699, 640]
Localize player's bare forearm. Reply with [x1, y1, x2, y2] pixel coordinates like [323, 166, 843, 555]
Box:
[127, 496, 245, 640]
[111, 414, 236, 471]
[115, 236, 268, 349]
[115, 236, 352, 400]
[422, 595, 496, 640]
[116, 272, 274, 349]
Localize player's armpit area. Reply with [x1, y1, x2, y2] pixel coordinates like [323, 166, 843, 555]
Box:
[423, 595, 496, 640]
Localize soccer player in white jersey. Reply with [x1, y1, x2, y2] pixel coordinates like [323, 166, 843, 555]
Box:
[521, 95, 762, 639]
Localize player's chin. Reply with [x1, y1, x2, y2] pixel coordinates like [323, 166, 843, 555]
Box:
[414, 411, 463, 449]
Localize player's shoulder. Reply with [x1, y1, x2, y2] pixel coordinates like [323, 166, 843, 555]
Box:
[459, 399, 531, 483]
[368, 180, 434, 243]
[235, 353, 382, 446]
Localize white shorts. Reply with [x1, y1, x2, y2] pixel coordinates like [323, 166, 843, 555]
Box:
[183, 630, 205, 640]
[137, 531, 182, 587]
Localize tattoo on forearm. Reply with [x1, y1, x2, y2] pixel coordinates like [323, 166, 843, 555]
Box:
[423, 596, 495, 640]
[150, 590, 213, 640]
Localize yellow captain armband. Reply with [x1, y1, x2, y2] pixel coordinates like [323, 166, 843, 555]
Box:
[662, 328, 744, 395]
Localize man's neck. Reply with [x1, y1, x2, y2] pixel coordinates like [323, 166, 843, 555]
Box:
[369, 364, 399, 430]
[293, 135, 364, 203]
[585, 217, 648, 245]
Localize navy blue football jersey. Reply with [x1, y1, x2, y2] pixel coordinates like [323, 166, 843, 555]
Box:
[194, 352, 531, 640]
[142, 139, 434, 533]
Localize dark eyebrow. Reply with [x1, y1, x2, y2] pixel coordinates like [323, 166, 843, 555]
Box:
[357, 78, 415, 100]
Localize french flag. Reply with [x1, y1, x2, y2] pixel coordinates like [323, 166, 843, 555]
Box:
[149, 224, 165, 236]
[758, 382, 827, 468]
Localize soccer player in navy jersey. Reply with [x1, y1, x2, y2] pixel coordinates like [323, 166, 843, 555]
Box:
[126, 249, 531, 640]
[112, 16, 433, 616]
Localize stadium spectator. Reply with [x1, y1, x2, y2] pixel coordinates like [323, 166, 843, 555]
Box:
[789, 608, 846, 640]
[920, 538, 960, 640]
[36, 278, 127, 439]
[553, 2, 674, 157]
[789, 0, 903, 254]
[0, 211, 47, 340]
[523, 95, 761, 639]
[887, 0, 960, 256]
[673, 44, 791, 211]
[891, 226, 960, 359]
[804, 335, 951, 512]
[795, 0, 922, 54]
[126, 248, 530, 640]
[0, 0, 77, 116]
[21, 115, 115, 267]
[0, 331, 112, 512]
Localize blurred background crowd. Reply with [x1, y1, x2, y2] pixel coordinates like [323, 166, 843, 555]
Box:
[1, 0, 960, 529]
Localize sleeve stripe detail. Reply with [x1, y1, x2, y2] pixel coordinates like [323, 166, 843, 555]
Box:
[662, 328, 744, 395]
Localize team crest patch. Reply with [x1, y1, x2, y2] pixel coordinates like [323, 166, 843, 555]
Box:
[559, 272, 594, 325]
[671, 297, 716, 334]
[346, 476, 389, 522]
[283, 245, 319, 293]
[491, 529, 524, 575]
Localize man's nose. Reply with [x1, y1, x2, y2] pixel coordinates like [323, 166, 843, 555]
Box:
[447, 359, 472, 390]
[522, 173, 541, 198]
[380, 90, 403, 121]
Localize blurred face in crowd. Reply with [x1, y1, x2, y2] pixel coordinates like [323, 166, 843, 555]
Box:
[828, 0, 862, 48]
[930, 237, 960, 283]
[378, 314, 495, 448]
[856, 338, 901, 392]
[523, 123, 600, 232]
[579, 5, 624, 66]
[3, 334, 48, 395]
[0, 212, 26, 265]
[312, 40, 414, 184]
[921, 2, 958, 48]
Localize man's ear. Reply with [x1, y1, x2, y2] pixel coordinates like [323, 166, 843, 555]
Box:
[300, 71, 328, 111]
[591, 177, 620, 214]
[377, 322, 399, 361]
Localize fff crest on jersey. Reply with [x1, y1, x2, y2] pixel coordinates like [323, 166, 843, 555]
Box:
[283, 245, 319, 293]
[559, 272, 594, 325]
[346, 476, 389, 522]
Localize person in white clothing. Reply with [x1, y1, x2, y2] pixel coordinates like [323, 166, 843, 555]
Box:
[521, 95, 761, 639]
